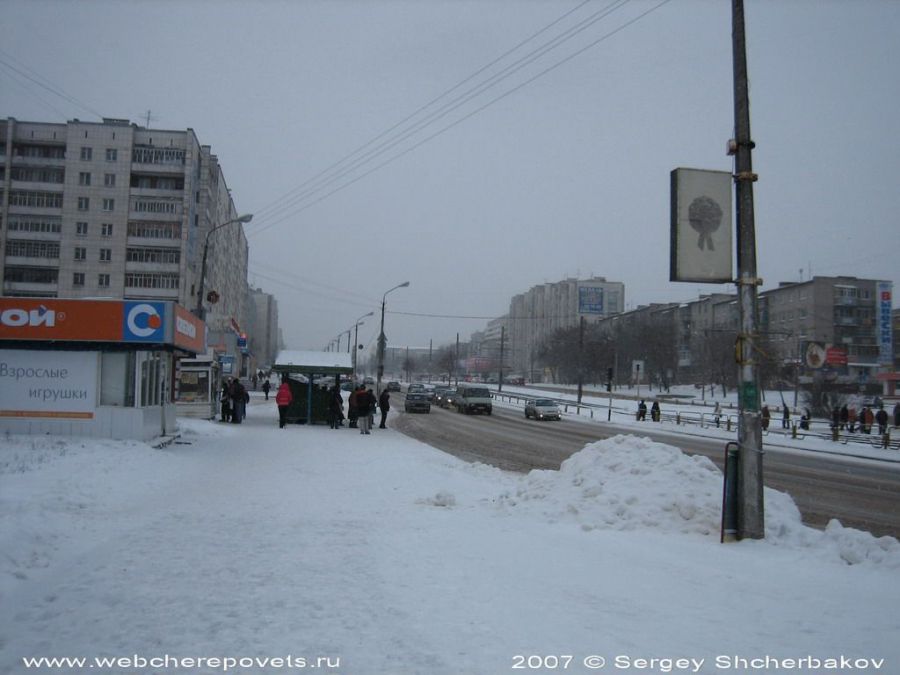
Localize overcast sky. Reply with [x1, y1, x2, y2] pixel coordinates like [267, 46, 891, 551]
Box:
[2, 0, 898, 352]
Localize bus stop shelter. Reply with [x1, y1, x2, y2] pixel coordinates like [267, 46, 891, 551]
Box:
[271, 350, 353, 424]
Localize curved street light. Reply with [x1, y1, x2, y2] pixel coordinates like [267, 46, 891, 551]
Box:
[377, 281, 410, 394]
[194, 213, 253, 319]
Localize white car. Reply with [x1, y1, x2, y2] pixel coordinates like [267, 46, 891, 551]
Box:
[524, 399, 561, 421]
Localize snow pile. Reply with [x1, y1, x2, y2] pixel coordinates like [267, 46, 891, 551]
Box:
[494, 434, 900, 567]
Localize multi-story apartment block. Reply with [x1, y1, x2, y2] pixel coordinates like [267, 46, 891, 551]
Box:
[507, 276, 624, 377]
[1, 117, 251, 360]
[249, 287, 280, 369]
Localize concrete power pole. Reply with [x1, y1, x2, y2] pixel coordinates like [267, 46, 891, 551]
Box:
[732, 0, 765, 539]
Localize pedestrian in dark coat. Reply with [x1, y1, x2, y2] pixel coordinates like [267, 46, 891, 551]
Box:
[875, 407, 889, 435]
[650, 401, 660, 422]
[378, 389, 391, 429]
[220, 381, 232, 422]
[893, 402, 900, 428]
[839, 405, 848, 430]
[782, 406, 790, 429]
[831, 406, 840, 430]
[230, 379, 247, 423]
[262, 379, 271, 400]
[329, 386, 344, 429]
[275, 380, 292, 429]
[637, 400, 647, 421]
[761, 405, 770, 431]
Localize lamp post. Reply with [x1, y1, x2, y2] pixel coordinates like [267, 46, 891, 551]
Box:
[377, 282, 409, 395]
[194, 213, 253, 319]
[352, 311, 374, 381]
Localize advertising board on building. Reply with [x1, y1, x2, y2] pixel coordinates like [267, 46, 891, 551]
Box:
[578, 286, 604, 314]
[670, 168, 733, 283]
[0, 349, 97, 419]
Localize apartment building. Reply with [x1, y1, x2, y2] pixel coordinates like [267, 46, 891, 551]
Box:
[507, 276, 625, 377]
[1, 116, 251, 355]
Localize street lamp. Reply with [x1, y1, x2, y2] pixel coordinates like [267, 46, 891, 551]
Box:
[377, 281, 409, 394]
[194, 213, 253, 319]
[352, 311, 374, 379]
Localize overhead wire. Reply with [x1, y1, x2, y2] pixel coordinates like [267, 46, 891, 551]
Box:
[249, 0, 597, 224]
[248, 0, 673, 239]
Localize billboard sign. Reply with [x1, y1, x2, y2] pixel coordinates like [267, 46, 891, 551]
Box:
[0, 349, 97, 419]
[0, 299, 124, 342]
[578, 286, 604, 314]
[876, 281, 893, 365]
[174, 305, 206, 354]
[670, 168, 733, 283]
[122, 301, 166, 343]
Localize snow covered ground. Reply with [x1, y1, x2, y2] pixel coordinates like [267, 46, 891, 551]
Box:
[2, 393, 899, 675]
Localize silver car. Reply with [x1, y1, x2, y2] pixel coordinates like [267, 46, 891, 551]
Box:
[524, 398, 561, 421]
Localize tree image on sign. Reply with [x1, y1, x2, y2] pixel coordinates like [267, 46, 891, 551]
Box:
[688, 195, 723, 251]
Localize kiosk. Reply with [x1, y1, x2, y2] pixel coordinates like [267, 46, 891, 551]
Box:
[0, 298, 206, 441]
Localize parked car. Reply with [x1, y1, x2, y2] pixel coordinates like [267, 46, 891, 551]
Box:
[386, 381, 401, 392]
[524, 399, 561, 421]
[454, 386, 492, 415]
[404, 392, 431, 414]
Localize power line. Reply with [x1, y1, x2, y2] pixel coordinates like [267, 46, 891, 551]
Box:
[247, 0, 664, 237]
[0, 49, 105, 120]
[251, 0, 672, 238]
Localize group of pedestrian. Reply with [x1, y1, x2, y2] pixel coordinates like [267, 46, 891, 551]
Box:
[635, 400, 661, 422]
[219, 377, 249, 424]
[345, 384, 391, 434]
[830, 402, 899, 435]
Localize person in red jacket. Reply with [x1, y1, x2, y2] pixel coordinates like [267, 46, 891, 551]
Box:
[275, 379, 293, 429]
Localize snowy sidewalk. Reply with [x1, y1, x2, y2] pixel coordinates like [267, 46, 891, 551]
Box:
[2, 400, 899, 674]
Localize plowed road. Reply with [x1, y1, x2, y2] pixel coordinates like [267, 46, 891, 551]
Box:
[393, 399, 900, 538]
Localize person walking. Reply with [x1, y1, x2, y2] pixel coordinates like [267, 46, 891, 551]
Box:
[356, 386, 373, 434]
[636, 400, 647, 421]
[839, 404, 849, 431]
[761, 405, 770, 431]
[848, 405, 858, 433]
[862, 406, 874, 434]
[893, 402, 900, 429]
[275, 379, 292, 429]
[713, 401, 721, 428]
[782, 405, 790, 430]
[262, 379, 271, 401]
[650, 400, 660, 422]
[378, 388, 391, 429]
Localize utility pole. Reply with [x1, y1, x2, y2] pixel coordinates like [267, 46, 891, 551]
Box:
[455, 333, 460, 387]
[498, 326, 506, 392]
[577, 316, 585, 405]
[732, 0, 765, 540]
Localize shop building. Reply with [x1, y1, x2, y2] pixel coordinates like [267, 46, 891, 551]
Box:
[0, 297, 205, 440]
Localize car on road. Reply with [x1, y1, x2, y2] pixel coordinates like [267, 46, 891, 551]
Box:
[432, 385, 451, 404]
[438, 388, 457, 408]
[404, 392, 431, 414]
[524, 399, 561, 421]
[407, 383, 426, 394]
[454, 386, 492, 415]
[386, 381, 401, 392]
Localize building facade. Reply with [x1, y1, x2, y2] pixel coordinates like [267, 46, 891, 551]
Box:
[507, 276, 624, 378]
[1, 116, 255, 371]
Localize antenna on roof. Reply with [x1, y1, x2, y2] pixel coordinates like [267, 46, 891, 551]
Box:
[141, 109, 159, 127]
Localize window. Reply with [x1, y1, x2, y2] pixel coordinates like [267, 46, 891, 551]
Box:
[100, 351, 135, 407]
[76, 221, 88, 236]
[102, 198, 115, 212]
[101, 223, 114, 237]
[78, 172, 91, 186]
[131, 146, 185, 165]
[3, 266, 59, 284]
[98, 273, 110, 288]
[126, 247, 180, 264]
[80, 147, 92, 161]
[77, 197, 89, 211]
[73, 272, 85, 287]
[104, 173, 116, 187]
[7, 216, 62, 234]
[127, 221, 181, 239]
[132, 199, 177, 214]
[125, 272, 180, 289]
[8, 190, 64, 208]
[99, 248, 112, 262]
[10, 167, 65, 183]
[105, 148, 117, 162]
[5, 240, 60, 258]
[74, 247, 86, 261]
